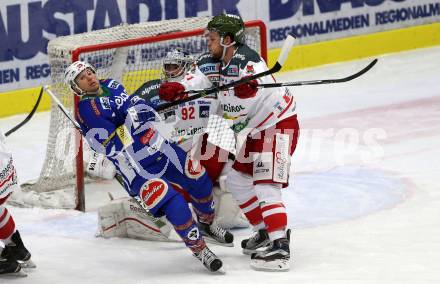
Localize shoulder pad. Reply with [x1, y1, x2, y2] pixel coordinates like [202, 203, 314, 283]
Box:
[196, 53, 221, 75]
[232, 45, 262, 69]
[196, 52, 218, 65]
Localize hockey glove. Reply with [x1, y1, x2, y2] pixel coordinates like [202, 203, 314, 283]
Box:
[159, 82, 187, 102]
[234, 77, 258, 99]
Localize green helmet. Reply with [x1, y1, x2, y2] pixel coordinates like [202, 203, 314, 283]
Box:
[207, 14, 245, 44]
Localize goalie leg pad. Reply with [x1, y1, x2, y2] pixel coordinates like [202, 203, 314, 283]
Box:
[97, 197, 171, 241]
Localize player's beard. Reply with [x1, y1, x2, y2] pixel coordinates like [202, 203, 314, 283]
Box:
[209, 47, 223, 60]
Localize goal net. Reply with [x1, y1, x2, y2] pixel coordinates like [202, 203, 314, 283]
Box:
[12, 16, 267, 211]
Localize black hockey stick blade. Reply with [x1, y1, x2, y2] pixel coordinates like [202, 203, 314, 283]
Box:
[255, 58, 378, 89]
[155, 34, 297, 112]
[5, 86, 44, 137]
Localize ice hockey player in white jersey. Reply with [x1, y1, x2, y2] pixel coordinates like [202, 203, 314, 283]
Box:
[0, 130, 35, 277]
[159, 14, 300, 271]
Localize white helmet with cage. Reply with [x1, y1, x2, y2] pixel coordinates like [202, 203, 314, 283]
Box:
[64, 61, 97, 95]
[162, 48, 194, 82]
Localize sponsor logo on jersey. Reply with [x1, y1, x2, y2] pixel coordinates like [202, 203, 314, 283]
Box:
[163, 109, 176, 121]
[230, 118, 250, 133]
[185, 156, 205, 179]
[233, 53, 246, 61]
[198, 53, 212, 61]
[146, 136, 164, 155]
[99, 97, 111, 110]
[130, 95, 143, 105]
[141, 84, 160, 97]
[207, 74, 220, 83]
[114, 92, 129, 109]
[246, 64, 255, 74]
[199, 105, 210, 118]
[227, 65, 239, 76]
[223, 103, 245, 113]
[140, 128, 156, 145]
[171, 126, 204, 140]
[199, 63, 220, 74]
[115, 125, 134, 147]
[107, 80, 120, 89]
[139, 179, 168, 210]
[90, 100, 101, 116]
[127, 107, 140, 129]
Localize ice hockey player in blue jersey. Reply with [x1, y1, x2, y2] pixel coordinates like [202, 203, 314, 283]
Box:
[63, 61, 234, 272]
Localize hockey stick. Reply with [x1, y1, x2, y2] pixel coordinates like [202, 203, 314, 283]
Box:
[44, 85, 82, 131]
[251, 58, 378, 89]
[155, 33, 297, 112]
[5, 87, 44, 137]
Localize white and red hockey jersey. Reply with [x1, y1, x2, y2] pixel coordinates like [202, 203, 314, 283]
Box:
[0, 130, 19, 200]
[180, 44, 297, 137]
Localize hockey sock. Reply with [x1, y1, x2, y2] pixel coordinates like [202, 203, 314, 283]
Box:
[255, 183, 287, 241]
[0, 207, 15, 242]
[185, 174, 215, 224]
[161, 194, 206, 253]
[227, 169, 264, 226]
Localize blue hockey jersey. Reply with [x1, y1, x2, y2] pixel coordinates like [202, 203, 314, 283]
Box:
[77, 79, 183, 197]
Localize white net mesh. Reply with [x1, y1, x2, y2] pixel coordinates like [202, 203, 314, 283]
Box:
[17, 17, 265, 209]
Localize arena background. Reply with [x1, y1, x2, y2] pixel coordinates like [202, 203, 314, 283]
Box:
[0, 0, 439, 117]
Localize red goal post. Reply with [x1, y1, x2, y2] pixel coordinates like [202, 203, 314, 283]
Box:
[24, 17, 267, 211]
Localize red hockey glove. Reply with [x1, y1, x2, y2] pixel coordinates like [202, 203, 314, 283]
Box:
[159, 82, 187, 102]
[233, 77, 259, 99]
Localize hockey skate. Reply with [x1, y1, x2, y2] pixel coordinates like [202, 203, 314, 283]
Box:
[0, 258, 26, 278]
[198, 220, 234, 247]
[193, 246, 223, 272]
[0, 231, 36, 269]
[250, 229, 291, 272]
[241, 228, 271, 255]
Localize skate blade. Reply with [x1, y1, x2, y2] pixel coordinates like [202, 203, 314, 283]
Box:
[211, 267, 226, 275]
[250, 258, 290, 272]
[242, 246, 269, 255]
[204, 237, 234, 247]
[19, 259, 36, 269]
[0, 270, 27, 278]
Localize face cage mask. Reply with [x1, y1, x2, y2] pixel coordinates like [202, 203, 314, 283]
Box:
[162, 60, 189, 82]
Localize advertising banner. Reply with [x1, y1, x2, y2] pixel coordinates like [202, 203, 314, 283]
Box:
[0, 0, 439, 92]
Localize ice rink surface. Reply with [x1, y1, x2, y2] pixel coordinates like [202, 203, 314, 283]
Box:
[1, 45, 439, 283]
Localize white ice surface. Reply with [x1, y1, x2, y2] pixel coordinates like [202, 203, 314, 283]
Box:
[1, 46, 440, 283]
